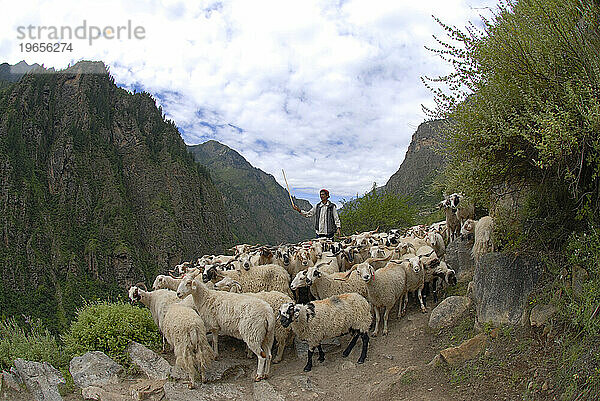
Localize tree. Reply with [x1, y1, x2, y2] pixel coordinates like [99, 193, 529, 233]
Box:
[339, 184, 415, 234]
[424, 0, 600, 223]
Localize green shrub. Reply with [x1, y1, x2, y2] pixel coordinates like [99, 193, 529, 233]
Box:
[61, 300, 161, 366]
[339, 184, 416, 234]
[0, 317, 67, 370]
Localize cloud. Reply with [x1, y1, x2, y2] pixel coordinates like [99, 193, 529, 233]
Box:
[0, 0, 497, 201]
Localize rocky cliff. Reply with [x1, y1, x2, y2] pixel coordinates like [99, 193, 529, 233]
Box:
[188, 140, 314, 244]
[383, 119, 447, 205]
[0, 61, 232, 331]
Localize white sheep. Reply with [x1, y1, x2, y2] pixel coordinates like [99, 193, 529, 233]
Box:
[128, 286, 214, 388]
[401, 257, 427, 315]
[176, 276, 275, 381]
[439, 198, 461, 242]
[354, 260, 407, 336]
[202, 263, 293, 299]
[278, 293, 371, 372]
[426, 231, 446, 259]
[472, 216, 494, 263]
[214, 277, 294, 364]
[292, 263, 368, 300]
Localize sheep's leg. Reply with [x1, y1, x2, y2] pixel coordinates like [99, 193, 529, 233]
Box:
[272, 338, 284, 364]
[343, 332, 360, 357]
[317, 345, 325, 363]
[382, 307, 390, 336]
[255, 356, 266, 381]
[211, 330, 219, 358]
[372, 307, 381, 337]
[304, 348, 314, 372]
[357, 332, 369, 364]
[246, 345, 253, 359]
[417, 288, 427, 313]
[400, 293, 407, 318]
[432, 278, 439, 304]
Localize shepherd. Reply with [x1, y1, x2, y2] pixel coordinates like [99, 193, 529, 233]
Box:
[293, 189, 341, 239]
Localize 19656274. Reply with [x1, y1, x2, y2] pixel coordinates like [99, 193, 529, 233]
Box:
[19, 42, 73, 52]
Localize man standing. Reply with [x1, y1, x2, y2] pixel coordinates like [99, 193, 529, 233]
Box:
[293, 189, 341, 239]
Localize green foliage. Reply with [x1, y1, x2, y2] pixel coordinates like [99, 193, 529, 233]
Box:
[61, 301, 161, 366]
[0, 317, 67, 370]
[425, 0, 600, 223]
[339, 184, 416, 234]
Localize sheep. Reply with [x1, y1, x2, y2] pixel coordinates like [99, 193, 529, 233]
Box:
[176, 276, 275, 381]
[401, 257, 427, 315]
[439, 198, 461, 242]
[472, 216, 494, 263]
[277, 293, 371, 372]
[354, 260, 407, 336]
[449, 193, 475, 226]
[423, 259, 457, 305]
[313, 252, 340, 273]
[460, 218, 477, 240]
[292, 263, 368, 300]
[128, 286, 214, 388]
[426, 231, 446, 259]
[202, 263, 293, 299]
[214, 277, 294, 364]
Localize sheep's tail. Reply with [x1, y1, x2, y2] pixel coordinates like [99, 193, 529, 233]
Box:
[259, 315, 275, 359]
[193, 325, 215, 372]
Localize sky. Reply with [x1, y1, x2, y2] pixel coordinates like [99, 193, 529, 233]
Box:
[1, 0, 497, 205]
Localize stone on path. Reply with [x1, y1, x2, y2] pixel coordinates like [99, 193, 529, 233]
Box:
[69, 351, 123, 388]
[127, 341, 171, 380]
[428, 296, 472, 330]
[12, 358, 65, 401]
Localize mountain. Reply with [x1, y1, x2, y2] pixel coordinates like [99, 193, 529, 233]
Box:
[0, 61, 232, 331]
[0, 61, 42, 88]
[383, 119, 447, 205]
[188, 140, 314, 244]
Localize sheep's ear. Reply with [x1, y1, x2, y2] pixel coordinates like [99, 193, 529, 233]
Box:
[306, 302, 316, 321]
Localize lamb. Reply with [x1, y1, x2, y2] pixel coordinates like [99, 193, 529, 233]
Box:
[128, 286, 214, 388]
[292, 263, 368, 300]
[202, 263, 293, 299]
[278, 293, 371, 372]
[423, 259, 457, 304]
[472, 216, 494, 263]
[176, 276, 275, 381]
[401, 257, 427, 315]
[354, 260, 407, 336]
[214, 277, 294, 364]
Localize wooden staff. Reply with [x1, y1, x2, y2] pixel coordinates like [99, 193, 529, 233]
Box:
[282, 169, 296, 208]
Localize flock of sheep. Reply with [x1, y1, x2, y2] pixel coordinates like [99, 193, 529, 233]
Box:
[128, 193, 495, 388]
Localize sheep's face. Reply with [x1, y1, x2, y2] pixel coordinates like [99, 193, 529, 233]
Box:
[356, 263, 373, 282]
[152, 276, 163, 290]
[202, 266, 217, 283]
[176, 276, 194, 299]
[290, 270, 308, 290]
[369, 246, 384, 259]
[128, 286, 141, 302]
[408, 256, 421, 273]
[305, 266, 322, 284]
[278, 302, 296, 328]
[446, 269, 457, 286]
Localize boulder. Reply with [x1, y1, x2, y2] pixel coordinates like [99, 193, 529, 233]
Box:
[203, 357, 250, 382]
[428, 296, 472, 330]
[253, 381, 285, 401]
[439, 333, 487, 365]
[530, 304, 557, 327]
[445, 236, 474, 279]
[69, 352, 123, 389]
[12, 359, 65, 401]
[2, 369, 23, 391]
[472, 252, 541, 326]
[127, 341, 171, 380]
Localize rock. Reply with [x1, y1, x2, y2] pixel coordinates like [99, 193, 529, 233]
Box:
[69, 352, 123, 389]
[427, 354, 443, 367]
[12, 359, 65, 401]
[253, 381, 285, 401]
[130, 379, 167, 400]
[530, 304, 557, 327]
[439, 333, 487, 365]
[367, 366, 417, 401]
[428, 296, 472, 329]
[295, 337, 340, 357]
[81, 386, 103, 400]
[163, 381, 244, 401]
[445, 236, 474, 279]
[204, 358, 250, 382]
[340, 361, 355, 371]
[127, 341, 171, 380]
[572, 266, 589, 300]
[472, 252, 542, 326]
[2, 369, 22, 391]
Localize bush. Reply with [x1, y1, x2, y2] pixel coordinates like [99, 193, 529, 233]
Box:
[0, 317, 66, 370]
[339, 184, 416, 234]
[61, 300, 162, 366]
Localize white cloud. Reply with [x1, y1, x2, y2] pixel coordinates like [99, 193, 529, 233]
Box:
[1, 0, 497, 201]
